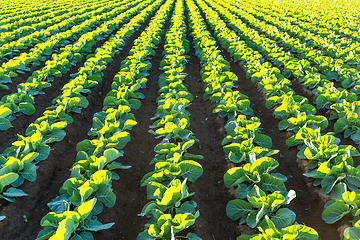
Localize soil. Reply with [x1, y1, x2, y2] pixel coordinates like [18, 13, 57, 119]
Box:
[0, 2, 354, 240]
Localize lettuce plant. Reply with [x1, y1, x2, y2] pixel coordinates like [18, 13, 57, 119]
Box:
[224, 157, 287, 197]
[226, 185, 296, 229]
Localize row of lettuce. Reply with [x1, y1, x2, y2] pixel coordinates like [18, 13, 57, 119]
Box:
[198, 0, 360, 238]
[138, 0, 203, 238]
[187, 0, 320, 239]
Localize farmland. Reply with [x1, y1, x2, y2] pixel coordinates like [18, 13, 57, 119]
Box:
[0, 0, 359, 239]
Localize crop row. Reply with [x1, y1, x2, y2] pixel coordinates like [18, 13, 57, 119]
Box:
[138, 0, 204, 238]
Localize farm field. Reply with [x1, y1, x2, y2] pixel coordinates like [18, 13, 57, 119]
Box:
[1, 0, 360, 239]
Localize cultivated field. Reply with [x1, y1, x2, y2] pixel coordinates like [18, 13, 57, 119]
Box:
[0, 0, 359, 239]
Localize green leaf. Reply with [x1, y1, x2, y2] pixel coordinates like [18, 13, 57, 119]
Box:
[331, 183, 347, 200]
[137, 231, 154, 240]
[236, 184, 253, 199]
[77, 140, 94, 152]
[186, 233, 202, 240]
[35, 144, 51, 162]
[85, 220, 115, 232]
[334, 118, 349, 133]
[47, 196, 70, 214]
[322, 201, 350, 224]
[128, 99, 141, 109]
[254, 134, 272, 148]
[49, 129, 66, 142]
[346, 168, 360, 188]
[0, 117, 11, 131]
[21, 163, 37, 181]
[32, 61, 41, 67]
[351, 131, 360, 145]
[87, 75, 102, 82]
[0, 172, 19, 192]
[246, 203, 266, 228]
[178, 160, 203, 182]
[271, 173, 287, 182]
[258, 174, 286, 192]
[226, 199, 252, 221]
[321, 175, 338, 194]
[278, 119, 292, 130]
[224, 167, 246, 188]
[77, 198, 97, 220]
[106, 162, 131, 170]
[271, 208, 296, 229]
[104, 148, 123, 163]
[19, 102, 35, 115]
[96, 184, 116, 207]
[178, 201, 197, 214]
[36, 228, 55, 240]
[2, 187, 27, 197]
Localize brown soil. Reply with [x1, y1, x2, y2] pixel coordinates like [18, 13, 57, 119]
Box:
[0, 4, 353, 240]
